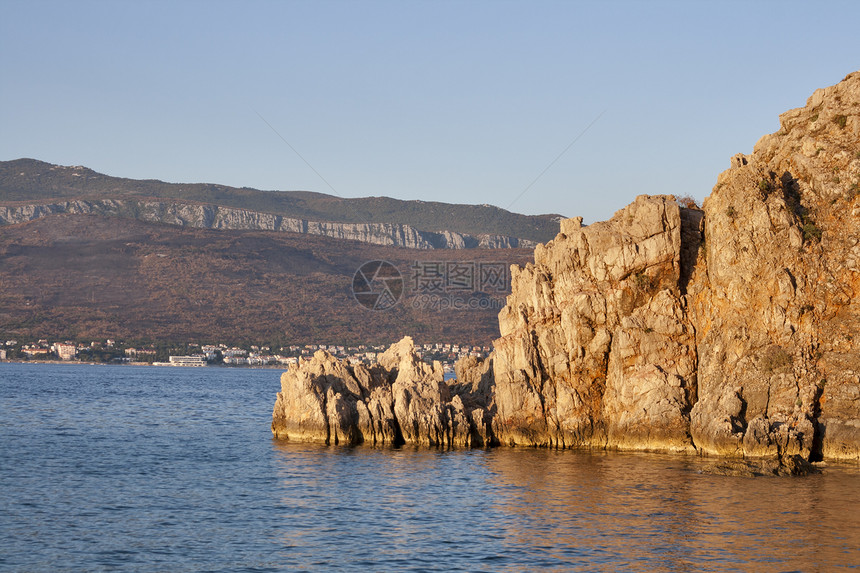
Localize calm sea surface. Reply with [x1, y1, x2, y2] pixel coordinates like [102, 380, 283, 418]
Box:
[1, 363, 858, 572]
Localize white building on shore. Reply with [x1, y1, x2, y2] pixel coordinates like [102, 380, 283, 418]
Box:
[53, 343, 77, 361]
[167, 355, 207, 367]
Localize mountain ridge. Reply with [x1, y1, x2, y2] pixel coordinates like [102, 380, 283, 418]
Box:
[0, 198, 535, 250]
[0, 159, 561, 247]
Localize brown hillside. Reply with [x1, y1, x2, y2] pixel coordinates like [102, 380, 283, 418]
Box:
[0, 214, 531, 346]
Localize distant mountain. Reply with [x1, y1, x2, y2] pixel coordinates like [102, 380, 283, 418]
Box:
[0, 159, 562, 247]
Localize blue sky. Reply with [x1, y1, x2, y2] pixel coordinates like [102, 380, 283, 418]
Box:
[2, 0, 858, 223]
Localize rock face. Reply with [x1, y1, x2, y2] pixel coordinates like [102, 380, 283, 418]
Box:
[0, 199, 534, 250]
[687, 72, 860, 461]
[491, 196, 700, 453]
[273, 72, 860, 463]
[272, 337, 493, 447]
[491, 71, 860, 461]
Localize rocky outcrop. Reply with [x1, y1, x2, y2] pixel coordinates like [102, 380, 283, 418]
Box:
[273, 72, 860, 463]
[490, 71, 860, 462]
[272, 337, 493, 447]
[491, 196, 699, 453]
[0, 199, 535, 250]
[687, 72, 860, 461]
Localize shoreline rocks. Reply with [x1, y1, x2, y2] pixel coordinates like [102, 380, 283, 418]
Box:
[490, 195, 699, 453]
[272, 337, 493, 448]
[273, 71, 860, 466]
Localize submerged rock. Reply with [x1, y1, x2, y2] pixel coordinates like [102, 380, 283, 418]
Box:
[700, 455, 821, 477]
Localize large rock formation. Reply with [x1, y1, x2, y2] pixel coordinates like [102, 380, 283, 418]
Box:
[272, 337, 493, 448]
[273, 72, 860, 462]
[491, 196, 699, 453]
[687, 72, 860, 461]
[491, 71, 860, 461]
[0, 199, 534, 249]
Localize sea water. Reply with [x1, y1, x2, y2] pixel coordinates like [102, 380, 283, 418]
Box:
[1, 362, 858, 572]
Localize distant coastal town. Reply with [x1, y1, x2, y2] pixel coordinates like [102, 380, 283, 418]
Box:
[0, 338, 492, 370]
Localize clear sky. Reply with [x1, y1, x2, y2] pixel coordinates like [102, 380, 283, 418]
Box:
[2, 0, 858, 223]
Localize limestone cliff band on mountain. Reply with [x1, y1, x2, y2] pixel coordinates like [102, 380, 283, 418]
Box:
[0, 198, 534, 249]
[0, 159, 560, 249]
[273, 71, 860, 465]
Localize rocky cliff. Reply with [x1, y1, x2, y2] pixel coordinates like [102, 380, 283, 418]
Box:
[491, 196, 700, 453]
[273, 72, 860, 463]
[687, 73, 860, 462]
[491, 71, 860, 461]
[0, 199, 535, 250]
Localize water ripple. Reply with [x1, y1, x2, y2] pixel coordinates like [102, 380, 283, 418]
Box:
[1, 363, 858, 572]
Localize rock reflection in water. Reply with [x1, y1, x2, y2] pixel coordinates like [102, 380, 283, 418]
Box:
[483, 449, 860, 571]
[271, 443, 860, 571]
